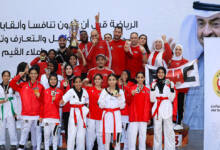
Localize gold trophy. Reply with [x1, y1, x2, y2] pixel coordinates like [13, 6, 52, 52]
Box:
[69, 19, 79, 49]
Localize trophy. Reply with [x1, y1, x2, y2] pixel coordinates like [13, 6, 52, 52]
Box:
[69, 19, 79, 49]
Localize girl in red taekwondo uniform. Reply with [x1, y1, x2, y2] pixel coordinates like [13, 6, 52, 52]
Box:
[85, 74, 104, 150]
[40, 73, 63, 150]
[0, 71, 18, 150]
[128, 72, 151, 150]
[118, 70, 134, 150]
[60, 64, 74, 142]
[147, 35, 172, 68]
[150, 67, 176, 150]
[10, 66, 44, 150]
[60, 76, 89, 150]
[168, 44, 189, 130]
[13, 62, 29, 129]
[98, 74, 125, 150]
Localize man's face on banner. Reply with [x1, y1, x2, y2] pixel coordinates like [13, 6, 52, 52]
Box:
[197, 12, 220, 46]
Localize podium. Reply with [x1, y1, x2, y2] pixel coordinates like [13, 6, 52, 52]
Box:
[146, 124, 189, 148]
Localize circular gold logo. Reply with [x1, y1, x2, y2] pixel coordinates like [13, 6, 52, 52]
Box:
[213, 70, 220, 97]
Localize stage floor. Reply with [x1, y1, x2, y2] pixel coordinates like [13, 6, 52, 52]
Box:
[5, 129, 203, 150]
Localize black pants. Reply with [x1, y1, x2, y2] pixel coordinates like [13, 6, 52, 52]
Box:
[177, 92, 185, 124]
[62, 112, 70, 142]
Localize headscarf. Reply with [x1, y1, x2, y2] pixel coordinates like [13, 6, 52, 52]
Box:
[151, 38, 164, 52]
[156, 66, 166, 94]
[172, 44, 183, 61]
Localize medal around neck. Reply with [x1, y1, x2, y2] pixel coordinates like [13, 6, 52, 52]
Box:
[113, 90, 119, 97]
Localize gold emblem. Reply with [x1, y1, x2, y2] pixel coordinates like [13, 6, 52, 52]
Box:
[213, 70, 220, 97]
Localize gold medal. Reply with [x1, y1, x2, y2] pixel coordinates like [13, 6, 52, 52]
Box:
[113, 90, 118, 97]
[63, 80, 69, 87]
[51, 91, 56, 103]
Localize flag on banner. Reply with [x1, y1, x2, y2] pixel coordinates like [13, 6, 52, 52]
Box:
[145, 60, 200, 89]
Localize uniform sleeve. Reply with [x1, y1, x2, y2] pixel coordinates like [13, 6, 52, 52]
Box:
[11, 93, 18, 115]
[98, 90, 107, 109]
[84, 89, 89, 104]
[145, 88, 152, 118]
[39, 89, 45, 118]
[87, 70, 92, 82]
[162, 43, 172, 65]
[55, 90, 63, 106]
[9, 75, 22, 92]
[118, 90, 126, 109]
[168, 81, 176, 102]
[57, 75, 63, 88]
[60, 80, 64, 92]
[87, 46, 94, 62]
[168, 89, 176, 102]
[104, 41, 112, 68]
[56, 63, 62, 75]
[39, 85, 45, 102]
[63, 89, 72, 104]
[150, 90, 157, 103]
[96, 22, 102, 41]
[30, 57, 40, 66]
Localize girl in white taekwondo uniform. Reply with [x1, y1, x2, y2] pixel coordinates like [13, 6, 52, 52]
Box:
[98, 74, 125, 150]
[60, 76, 89, 150]
[150, 67, 176, 150]
[0, 71, 18, 150]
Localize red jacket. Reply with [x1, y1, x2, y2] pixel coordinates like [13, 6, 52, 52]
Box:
[119, 81, 135, 116]
[168, 58, 189, 93]
[85, 86, 103, 120]
[162, 43, 173, 65]
[41, 87, 63, 119]
[129, 85, 151, 122]
[79, 42, 93, 73]
[73, 65, 82, 77]
[10, 75, 44, 117]
[87, 67, 114, 88]
[56, 63, 62, 75]
[87, 40, 111, 70]
[30, 57, 48, 80]
[125, 45, 144, 79]
[110, 40, 126, 76]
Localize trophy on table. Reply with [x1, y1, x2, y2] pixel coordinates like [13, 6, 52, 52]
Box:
[69, 19, 79, 49]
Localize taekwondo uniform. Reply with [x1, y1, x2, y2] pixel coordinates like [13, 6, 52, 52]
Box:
[98, 89, 125, 150]
[150, 80, 176, 150]
[0, 84, 18, 148]
[10, 75, 44, 150]
[62, 88, 89, 150]
[41, 87, 63, 150]
[86, 86, 104, 150]
[128, 84, 151, 150]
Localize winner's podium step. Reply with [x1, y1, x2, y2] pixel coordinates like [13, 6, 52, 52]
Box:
[146, 124, 189, 148]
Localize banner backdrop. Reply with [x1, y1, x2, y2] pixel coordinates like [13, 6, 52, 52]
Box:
[0, 0, 195, 77]
[204, 38, 220, 150]
[145, 60, 200, 89]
